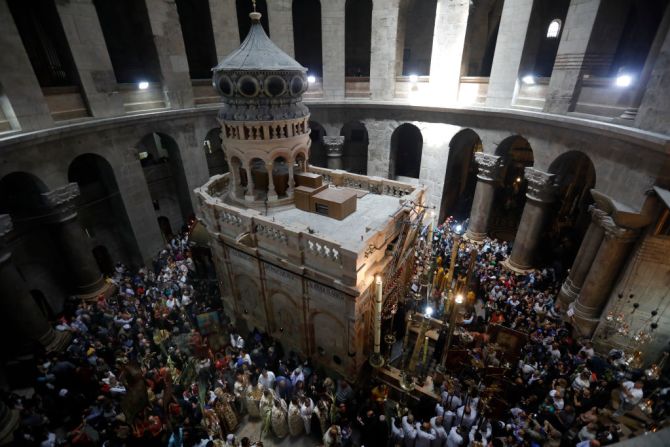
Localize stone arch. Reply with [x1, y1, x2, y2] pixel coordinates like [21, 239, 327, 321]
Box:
[68, 153, 139, 266]
[204, 128, 229, 177]
[309, 310, 346, 358]
[267, 290, 302, 339]
[137, 132, 193, 226]
[542, 151, 597, 267]
[0, 172, 48, 216]
[308, 120, 327, 167]
[345, 0, 372, 76]
[248, 157, 269, 199]
[390, 123, 423, 179]
[340, 121, 369, 174]
[440, 128, 483, 222]
[490, 135, 535, 240]
[236, 0, 270, 40]
[292, 0, 322, 76]
[234, 274, 266, 330]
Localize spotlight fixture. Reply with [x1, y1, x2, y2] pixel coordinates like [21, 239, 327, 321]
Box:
[425, 306, 434, 317]
[455, 294, 464, 304]
[138, 81, 149, 90]
[307, 75, 316, 84]
[409, 74, 419, 83]
[615, 74, 633, 87]
[455, 224, 463, 234]
[521, 75, 535, 85]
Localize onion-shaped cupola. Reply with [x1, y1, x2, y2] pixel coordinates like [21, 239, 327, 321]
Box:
[211, 10, 312, 206]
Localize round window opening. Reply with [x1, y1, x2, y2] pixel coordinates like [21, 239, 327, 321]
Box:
[265, 76, 286, 97]
[290, 76, 305, 96]
[218, 76, 234, 96]
[238, 76, 260, 97]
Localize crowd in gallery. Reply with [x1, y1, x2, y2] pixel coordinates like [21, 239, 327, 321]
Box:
[1, 218, 668, 447]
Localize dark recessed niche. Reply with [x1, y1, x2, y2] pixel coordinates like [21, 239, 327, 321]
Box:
[290, 76, 304, 96]
[333, 355, 342, 365]
[238, 75, 259, 97]
[265, 75, 286, 97]
[218, 76, 233, 96]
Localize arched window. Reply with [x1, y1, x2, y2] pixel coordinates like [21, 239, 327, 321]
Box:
[547, 19, 561, 39]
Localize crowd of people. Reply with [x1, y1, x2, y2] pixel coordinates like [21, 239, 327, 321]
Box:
[1, 217, 667, 447]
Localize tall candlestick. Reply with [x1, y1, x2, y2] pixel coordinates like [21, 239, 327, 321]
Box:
[422, 335, 429, 365]
[374, 275, 383, 354]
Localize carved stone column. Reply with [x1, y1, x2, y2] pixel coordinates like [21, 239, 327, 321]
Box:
[506, 168, 558, 272]
[465, 153, 501, 242]
[244, 165, 256, 202]
[287, 161, 295, 196]
[42, 184, 107, 298]
[0, 215, 70, 352]
[556, 205, 607, 311]
[572, 218, 638, 337]
[267, 161, 278, 201]
[324, 136, 345, 170]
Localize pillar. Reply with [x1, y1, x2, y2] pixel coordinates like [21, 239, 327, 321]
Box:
[55, 0, 124, 118]
[634, 10, 670, 133]
[245, 165, 256, 202]
[429, 0, 470, 103]
[324, 136, 345, 170]
[0, 215, 70, 352]
[572, 218, 638, 337]
[621, 3, 670, 121]
[0, 399, 20, 445]
[0, 0, 53, 130]
[370, 0, 401, 100]
[267, 162, 278, 201]
[268, 0, 295, 57]
[42, 184, 108, 298]
[144, 0, 194, 108]
[557, 205, 607, 310]
[485, 0, 534, 108]
[287, 161, 295, 196]
[506, 168, 557, 272]
[544, 0, 630, 114]
[210, 0, 240, 60]
[465, 153, 501, 242]
[321, 0, 346, 100]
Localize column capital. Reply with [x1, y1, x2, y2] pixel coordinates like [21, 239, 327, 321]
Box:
[474, 153, 501, 182]
[324, 136, 345, 158]
[599, 216, 638, 242]
[524, 168, 558, 203]
[42, 183, 81, 221]
[588, 203, 609, 226]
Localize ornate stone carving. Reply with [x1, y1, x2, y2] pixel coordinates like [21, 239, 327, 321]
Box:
[599, 215, 638, 242]
[0, 214, 13, 238]
[323, 136, 345, 157]
[588, 204, 609, 226]
[524, 168, 557, 203]
[474, 153, 501, 182]
[42, 183, 80, 208]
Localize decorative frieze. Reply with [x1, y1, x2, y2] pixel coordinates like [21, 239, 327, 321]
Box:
[264, 262, 296, 281]
[307, 280, 344, 300]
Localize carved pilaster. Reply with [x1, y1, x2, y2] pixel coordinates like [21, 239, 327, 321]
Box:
[524, 167, 558, 203]
[474, 153, 501, 183]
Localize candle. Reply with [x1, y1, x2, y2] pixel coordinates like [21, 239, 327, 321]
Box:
[374, 276, 383, 354]
[422, 335, 429, 365]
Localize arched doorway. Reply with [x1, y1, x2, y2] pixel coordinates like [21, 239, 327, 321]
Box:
[138, 132, 193, 230]
[292, 0, 322, 76]
[236, 0, 270, 41]
[204, 128, 229, 176]
[390, 123, 423, 179]
[490, 136, 534, 240]
[157, 216, 173, 241]
[345, 0, 372, 77]
[308, 121, 327, 167]
[542, 151, 596, 269]
[440, 129, 483, 222]
[397, 0, 437, 76]
[340, 121, 369, 174]
[272, 156, 290, 197]
[69, 153, 138, 266]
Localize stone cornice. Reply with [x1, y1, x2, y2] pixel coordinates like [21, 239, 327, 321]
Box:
[524, 168, 557, 203]
[42, 183, 80, 209]
[474, 152, 501, 182]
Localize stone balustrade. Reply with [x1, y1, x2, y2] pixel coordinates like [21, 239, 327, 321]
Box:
[307, 166, 417, 198]
[221, 116, 309, 141]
